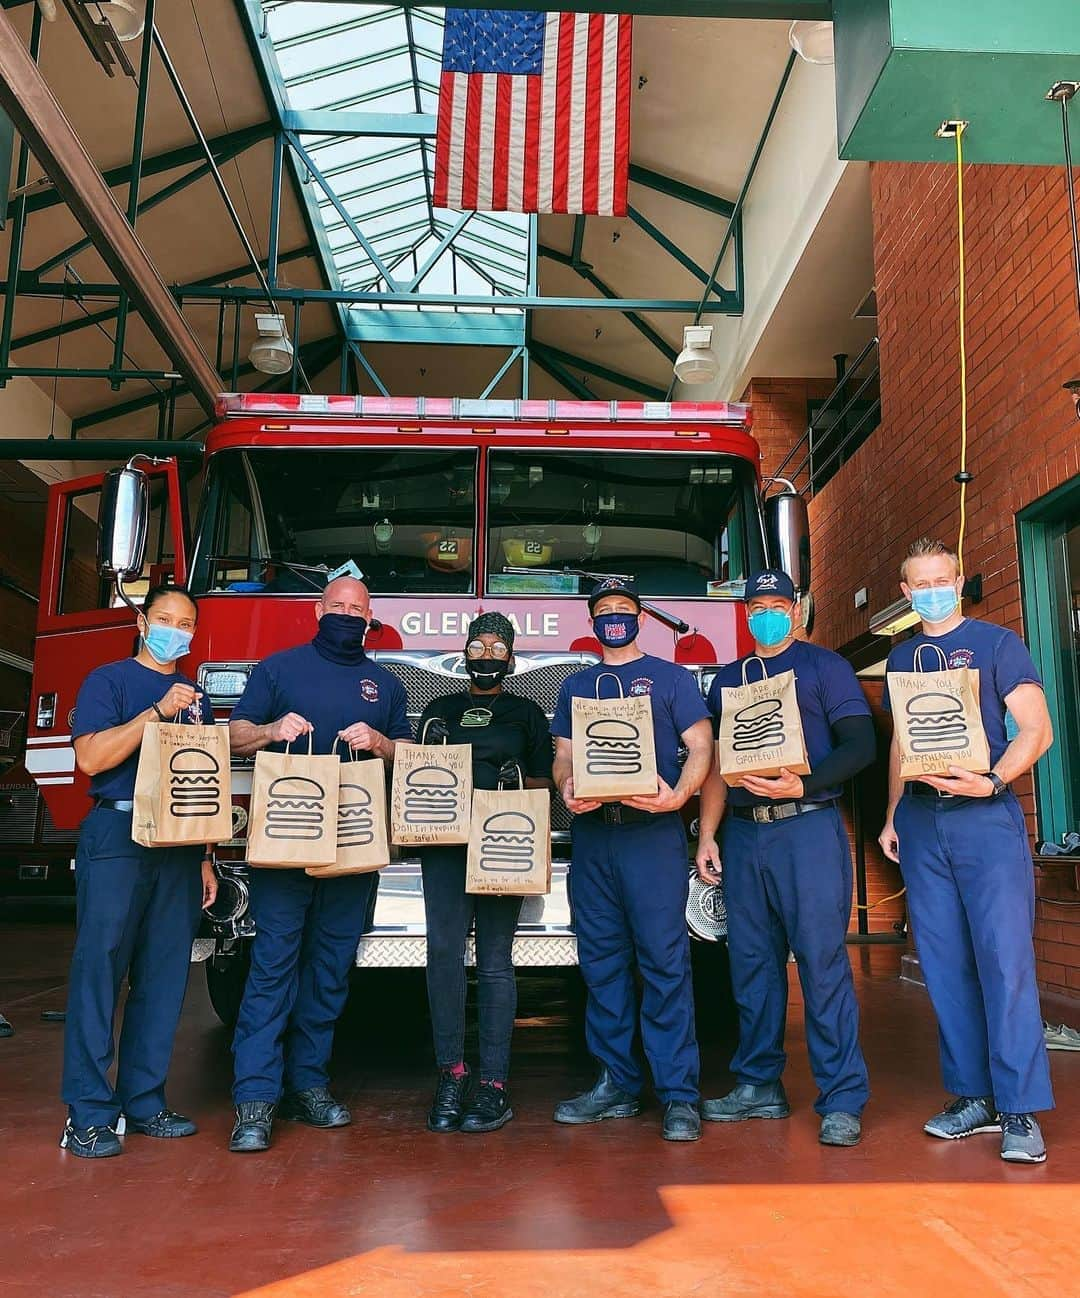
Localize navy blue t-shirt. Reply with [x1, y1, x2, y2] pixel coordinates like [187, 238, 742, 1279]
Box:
[72, 657, 214, 800]
[883, 617, 1041, 767]
[552, 653, 710, 787]
[707, 641, 871, 807]
[231, 643, 411, 758]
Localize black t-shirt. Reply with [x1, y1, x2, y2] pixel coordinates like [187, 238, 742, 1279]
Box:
[417, 690, 552, 791]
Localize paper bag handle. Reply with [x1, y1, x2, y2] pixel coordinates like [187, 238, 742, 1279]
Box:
[594, 672, 625, 699]
[740, 655, 770, 685]
[497, 762, 525, 791]
[420, 715, 450, 744]
[913, 643, 949, 673]
[283, 731, 315, 756]
[333, 735, 361, 762]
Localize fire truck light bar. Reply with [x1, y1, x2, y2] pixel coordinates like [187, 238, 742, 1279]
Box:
[214, 394, 751, 426]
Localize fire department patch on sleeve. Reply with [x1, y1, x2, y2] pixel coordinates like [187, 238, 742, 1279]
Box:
[359, 678, 380, 703]
[629, 677, 653, 697]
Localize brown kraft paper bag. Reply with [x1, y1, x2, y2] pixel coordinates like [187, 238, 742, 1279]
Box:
[716, 656, 811, 787]
[888, 643, 991, 779]
[571, 673, 658, 801]
[247, 734, 340, 868]
[306, 742, 389, 878]
[466, 772, 552, 897]
[133, 717, 232, 848]
[390, 721, 472, 846]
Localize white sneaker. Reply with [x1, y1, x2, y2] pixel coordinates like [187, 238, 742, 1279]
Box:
[1043, 1020, 1080, 1051]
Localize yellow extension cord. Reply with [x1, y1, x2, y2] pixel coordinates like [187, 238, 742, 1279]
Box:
[856, 125, 970, 916]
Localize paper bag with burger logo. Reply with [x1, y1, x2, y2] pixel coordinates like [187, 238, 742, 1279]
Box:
[247, 735, 340, 868]
[306, 743, 389, 878]
[390, 721, 472, 846]
[887, 644, 991, 779]
[716, 657, 811, 787]
[466, 768, 551, 896]
[571, 673, 658, 800]
[133, 718, 232, 848]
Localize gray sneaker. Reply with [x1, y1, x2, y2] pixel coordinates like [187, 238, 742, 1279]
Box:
[819, 1111, 861, 1146]
[701, 1081, 790, 1122]
[1000, 1113, 1047, 1164]
[924, 1095, 1000, 1139]
[1044, 1020, 1080, 1051]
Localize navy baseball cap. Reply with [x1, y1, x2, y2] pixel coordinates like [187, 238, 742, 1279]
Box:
[588, 576, 642, 614]
[743, 569, 796, 602]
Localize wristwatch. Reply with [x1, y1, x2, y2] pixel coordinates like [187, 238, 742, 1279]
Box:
[985, 771, 1008, 797]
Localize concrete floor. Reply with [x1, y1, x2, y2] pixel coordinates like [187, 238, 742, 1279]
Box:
[1, 907, 1078, 1298]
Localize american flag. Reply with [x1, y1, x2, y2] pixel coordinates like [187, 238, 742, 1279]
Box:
[433, 9, 633, 217]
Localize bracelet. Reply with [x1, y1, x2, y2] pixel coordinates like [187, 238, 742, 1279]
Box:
[151, 702, 166, 721]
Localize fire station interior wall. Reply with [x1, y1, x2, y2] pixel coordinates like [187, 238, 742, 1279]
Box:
[752, 158, 1080, 998]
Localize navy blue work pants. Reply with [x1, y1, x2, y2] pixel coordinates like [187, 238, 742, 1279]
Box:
[721, 804, 870, 1116]
[232, 867, 376, 1103]
[895, 792, 1053, 1113]
[570, 812, 699, 1104]
[62, 806, 203, 1129]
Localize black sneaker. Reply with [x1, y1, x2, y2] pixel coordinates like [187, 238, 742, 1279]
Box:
[278, 1086, 351, 1128]
[427, 1066, 472, 1133]
[126, 1110, 198, 1139]
[0, 1013, 13, 1038]
[59, 1119, 122, 1159]
[461, 1082, 514, 1133]
[229, 1101, 275, 1153]
[923, 1095, 999, 1140]
[553, 1068, 641, 1125]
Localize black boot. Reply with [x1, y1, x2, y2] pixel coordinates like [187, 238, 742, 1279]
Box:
[278, 1086, 351, 1128]
[230, 1101, 275, 1153]
[461, 1082, 514, 1133]
[662, 1100, 701, 1142]
[553, 1068, 641, 1125]
[427, 1066, 472, 1133]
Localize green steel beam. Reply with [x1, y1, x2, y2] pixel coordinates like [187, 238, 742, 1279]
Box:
[627, 205, 711, 286]
[348, 340, 391, 396]
[282, 109, 437, 138]
[570, 215, 586, 267]
[10, 121, 273, 219]
[283, 43, 413, 88]
[345, 309, 524, 347]
[405, 211, 473, 291]
[319, 81, 439, 114]
[192, 284, 722, 311]
[530, 346, 594, 400]
[479, 346, 525, 399]
[530, 341, 669, 399]
[404, 6, 436, 229]
[307, 1, 830, 13]
[628, 164, 736, 218]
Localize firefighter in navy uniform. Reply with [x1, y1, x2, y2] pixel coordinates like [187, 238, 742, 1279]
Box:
[880, 538, 1055, 1165]
[551, 579, 714, 1142]
[226, 574, 411, 1153]
[61, 585, 217, 1160]
[696, 569, 875, 1148]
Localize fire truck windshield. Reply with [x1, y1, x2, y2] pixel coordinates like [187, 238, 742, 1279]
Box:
[486, 450, 761, 599]
[190, 448, 478, 596]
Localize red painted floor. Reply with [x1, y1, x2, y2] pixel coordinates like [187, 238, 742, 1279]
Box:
[1, 907, 1077, 1298]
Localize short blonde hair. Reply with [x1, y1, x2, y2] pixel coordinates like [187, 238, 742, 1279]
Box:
[900, 537, 960, 583]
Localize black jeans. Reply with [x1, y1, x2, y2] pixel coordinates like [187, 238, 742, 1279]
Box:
[420, 846, 523, 1080]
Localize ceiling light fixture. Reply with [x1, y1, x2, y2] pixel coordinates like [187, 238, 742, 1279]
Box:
[788, 20, 834, 66]
[91, 0, 145, 42]
[248, 313, 294, 376]
[673, 324, 718, 386]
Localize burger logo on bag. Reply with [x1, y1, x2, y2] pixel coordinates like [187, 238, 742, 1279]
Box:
[265, 776, 328, 840]
[904, 692, 969, 752]
[337, 780, 375, 847]
[403, 765, 460, 824]
[168, 748, 222, 817]
[478, 810, 536, 873]
[583, 718, 643, 775]
[731, 699, 786, 752]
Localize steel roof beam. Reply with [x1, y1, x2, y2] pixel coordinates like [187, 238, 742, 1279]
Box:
[628, 164, 736, 218]
[0, 9, 220, 414]
[284, 109, 437, 138]
[530, 340, 668, 400]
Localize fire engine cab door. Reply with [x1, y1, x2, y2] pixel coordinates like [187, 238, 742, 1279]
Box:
[37, 458, 189, 636]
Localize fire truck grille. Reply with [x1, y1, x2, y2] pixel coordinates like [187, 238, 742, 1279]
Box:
[376, 653, 592, 835]
[0, 786, 38, 843]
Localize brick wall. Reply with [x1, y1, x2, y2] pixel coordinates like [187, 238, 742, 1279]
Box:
[802, 159, 1080, 997]
[742, 377, 835, 484]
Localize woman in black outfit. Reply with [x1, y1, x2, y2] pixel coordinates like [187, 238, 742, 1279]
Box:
[418, 612, 552, 1133]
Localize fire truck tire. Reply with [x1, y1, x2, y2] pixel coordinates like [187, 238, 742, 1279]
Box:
[205, 945, 252, 1031]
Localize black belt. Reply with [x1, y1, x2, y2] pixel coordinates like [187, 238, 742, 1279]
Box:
[905, 782, 959, 800]
[730, 799, 836, 825]
[582, 804, 654, 827]
[94, 798, 134, 812]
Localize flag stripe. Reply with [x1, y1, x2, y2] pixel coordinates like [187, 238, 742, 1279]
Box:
[434, 9, 632, 217]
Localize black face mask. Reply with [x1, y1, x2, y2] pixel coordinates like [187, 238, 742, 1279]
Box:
[466, 658, 509, 690]
[313, 613, 368, 664]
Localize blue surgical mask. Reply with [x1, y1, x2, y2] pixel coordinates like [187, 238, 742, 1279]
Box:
[592, 612, 640, 648]
[142, 623, 194, 664]
[910, 586, 959, 624]
[747, 608, 792, 648]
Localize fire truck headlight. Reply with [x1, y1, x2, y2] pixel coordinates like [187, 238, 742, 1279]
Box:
[198, 664, 255, 705]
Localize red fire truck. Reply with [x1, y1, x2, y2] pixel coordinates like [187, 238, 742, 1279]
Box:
[25, 393, 808, 1023]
